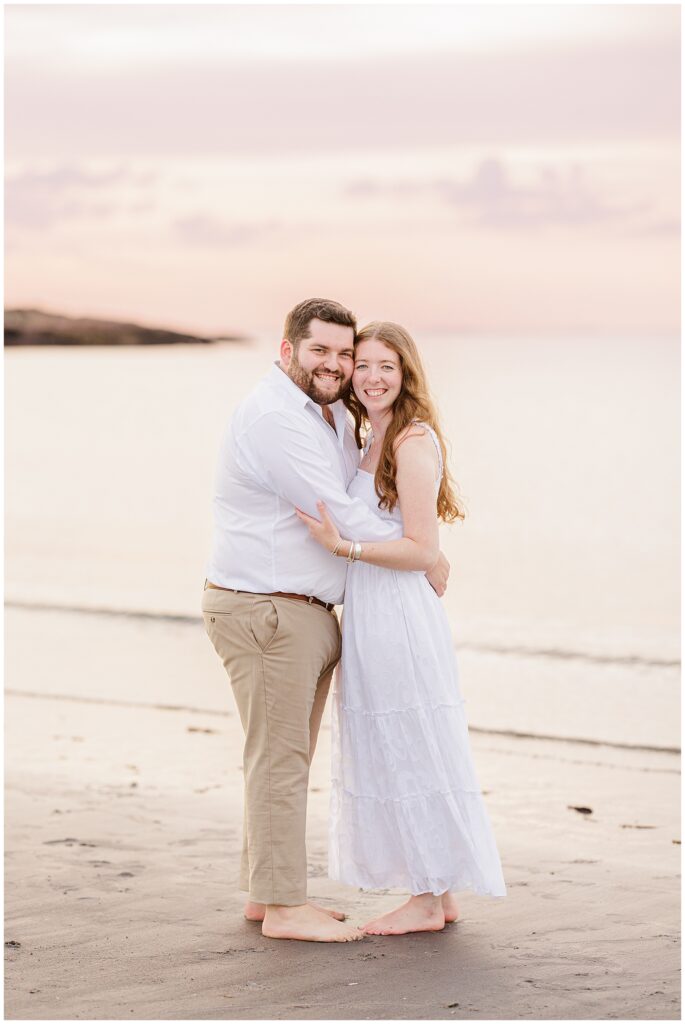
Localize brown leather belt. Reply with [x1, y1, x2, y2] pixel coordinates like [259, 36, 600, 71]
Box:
[205, 581, 335, 612]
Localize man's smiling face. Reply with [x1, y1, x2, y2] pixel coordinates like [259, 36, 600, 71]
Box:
[280, 317, 355, 406]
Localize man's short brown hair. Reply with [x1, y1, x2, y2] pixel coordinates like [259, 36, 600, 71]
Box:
[283, 298, 356, 351]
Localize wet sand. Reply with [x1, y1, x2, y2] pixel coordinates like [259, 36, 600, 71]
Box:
[4, 609, 681, 1020]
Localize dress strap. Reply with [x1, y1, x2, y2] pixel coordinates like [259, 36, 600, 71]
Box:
[408, 420, 443, 481]
[366, 423, 443, 480]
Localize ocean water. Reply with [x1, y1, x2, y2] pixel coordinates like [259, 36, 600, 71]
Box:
[5, 335, 680, 746]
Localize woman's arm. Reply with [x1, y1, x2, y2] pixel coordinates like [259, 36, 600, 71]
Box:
[296, 431, 440, 572]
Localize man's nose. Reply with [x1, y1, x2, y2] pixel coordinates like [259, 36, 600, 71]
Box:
[323, 354, 342, 373]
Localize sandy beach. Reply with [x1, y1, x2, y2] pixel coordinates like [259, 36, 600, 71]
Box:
[4, 339, 680, 1019]
[5, 606, 680, 1021]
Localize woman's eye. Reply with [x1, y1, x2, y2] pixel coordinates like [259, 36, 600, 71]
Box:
[355, 364, 367, 370]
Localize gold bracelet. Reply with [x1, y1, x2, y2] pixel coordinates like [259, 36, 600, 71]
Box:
[331, 540, 343, 556]
[346, 541, 356, 563]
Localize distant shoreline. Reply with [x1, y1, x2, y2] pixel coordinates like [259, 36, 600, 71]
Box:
[4, 309, 249, 346]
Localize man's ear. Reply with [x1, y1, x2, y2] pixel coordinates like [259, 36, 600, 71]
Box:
[280, 338, 293, 368]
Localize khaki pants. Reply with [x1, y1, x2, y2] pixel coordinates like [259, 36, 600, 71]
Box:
[202, 586, 341, 906]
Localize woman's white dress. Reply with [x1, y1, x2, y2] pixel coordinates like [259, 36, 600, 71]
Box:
[329, 425, 506, 897]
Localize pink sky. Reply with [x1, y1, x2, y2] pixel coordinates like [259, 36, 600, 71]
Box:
[5, 5, 680, 336]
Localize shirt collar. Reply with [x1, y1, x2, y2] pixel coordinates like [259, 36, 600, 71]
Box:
[269, 361, 348, 440]
[269, 362, 310, 408]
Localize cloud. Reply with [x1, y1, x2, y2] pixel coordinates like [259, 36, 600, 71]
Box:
[172, 214, 281, 247]
[5, 163, 156, 228]
[344, 159, 655, 230]
[628, 218, 681, 238]
[5, 37, 679, 160]
[438, 160, 651, 228]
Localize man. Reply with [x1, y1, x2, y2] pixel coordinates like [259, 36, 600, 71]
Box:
[203, 298, 448, 942]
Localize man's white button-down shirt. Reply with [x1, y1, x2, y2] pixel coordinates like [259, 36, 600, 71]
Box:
[206, 363, 396, 605]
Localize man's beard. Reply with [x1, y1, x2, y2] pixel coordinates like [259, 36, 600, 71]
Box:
[287, 354, 349, 405]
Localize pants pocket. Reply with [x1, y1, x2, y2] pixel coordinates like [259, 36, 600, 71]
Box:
[203, 611, 219, 637]
[249, 599, 280, 652]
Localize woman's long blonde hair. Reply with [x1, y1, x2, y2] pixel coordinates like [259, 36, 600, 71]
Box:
[345, 321, 464, 523]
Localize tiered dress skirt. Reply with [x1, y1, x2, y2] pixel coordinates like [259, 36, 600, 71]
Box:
[328, 472, 506, 898]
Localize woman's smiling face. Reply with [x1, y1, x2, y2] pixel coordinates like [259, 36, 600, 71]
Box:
[352, 338, 403, 415]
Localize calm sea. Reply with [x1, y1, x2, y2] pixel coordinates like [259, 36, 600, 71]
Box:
[5, 335, 680, 747]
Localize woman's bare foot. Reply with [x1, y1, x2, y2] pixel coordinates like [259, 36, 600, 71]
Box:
[441, 892, 460, 923]
[363, 893, 446, 936]
[244, 899, 346, 922]
[262, 903, 363, 942]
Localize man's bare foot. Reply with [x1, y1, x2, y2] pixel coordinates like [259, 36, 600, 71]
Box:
[244, 899, 346, 922]
[262, 903, 363, 942]
[363, 894, 446, 936]
[441, 892, 460, 923]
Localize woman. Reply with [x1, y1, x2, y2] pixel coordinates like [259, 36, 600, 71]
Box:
[296, 321, 506, 936]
